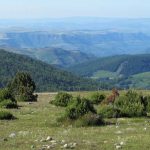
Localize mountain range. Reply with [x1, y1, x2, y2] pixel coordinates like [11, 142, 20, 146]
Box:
[1, 17, 150, 90]
[1, 18, 150, 67]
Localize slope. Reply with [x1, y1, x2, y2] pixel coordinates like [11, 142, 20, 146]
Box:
[4, 47, 94, 67]
[0, 49, 99, 92]
[67, 54, 150, 78]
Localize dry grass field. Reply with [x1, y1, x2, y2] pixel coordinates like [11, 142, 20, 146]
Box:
[0, 91, 150, 150]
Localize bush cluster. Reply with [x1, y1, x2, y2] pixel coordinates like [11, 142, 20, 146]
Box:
[54, 93, 104, 126]
[114, 90, 146, 117]
[98, 104, 119, 118]
[51, 92, 73, 107]
[0, 110, 14, 120]
[66, 96, 96, 119]
[90, 92, 105, 104]
[97, 90, 150, 118]
[0, 88, 18, 109]
[75, 112, 104, 127]
[53, 90, 150, 126]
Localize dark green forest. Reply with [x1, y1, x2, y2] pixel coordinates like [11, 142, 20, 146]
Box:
[0, 49, 101, 92]
[67, 54, 150, 89]
[67, 54, 150, 77]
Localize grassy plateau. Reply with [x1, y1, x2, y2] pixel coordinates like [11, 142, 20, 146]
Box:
[0, 91, 150, 150]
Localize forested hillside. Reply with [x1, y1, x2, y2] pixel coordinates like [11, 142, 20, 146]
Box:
[4, 47, 95, 67]
[68, 54, 150, 77]
[67, 54, 150, 89]
[0, 49, 100, 91]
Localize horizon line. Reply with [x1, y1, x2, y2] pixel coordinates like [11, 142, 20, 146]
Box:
[0, 16, 150, 20]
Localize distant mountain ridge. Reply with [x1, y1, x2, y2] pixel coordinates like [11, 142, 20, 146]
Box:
[3, 47, 95, 67]
[1, 31, 150, 58]
[1, 18, 150, 65]
[1, 18, 150, 89]
[0, 30, 150, 59]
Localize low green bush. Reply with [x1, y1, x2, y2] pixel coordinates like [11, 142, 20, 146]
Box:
[146, 96, 150, 113]
[66, 96, 96, 119]
[75, 113, 104, 127]
[97, 104, 119, 118]
[51, 92, 73, 107]
[0, 99, 18, 109]
[90, 92, 105, 104]
[0, 110, 14, 120]
[114, 90, 145, 117]
[0, 88, 15, 102]
[0, 88, 18, 109]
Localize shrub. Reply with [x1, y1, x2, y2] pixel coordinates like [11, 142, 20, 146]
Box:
[97, 104, 119, 118]
[0, 88, 18, 109]
[8, 72, 37, 102]
[90, 92, 105, 104]
[0, 111, 14, 120]
[15, 94, 38, 102]
[114, 90, 145, 117]
[75, 113, 104, 127]
[0, 99, 18, 109]
[142, 96, 150, 113]
[0, 88, 15, 103]
[51, 92, 73, 107]
[66, 96, 96, 119]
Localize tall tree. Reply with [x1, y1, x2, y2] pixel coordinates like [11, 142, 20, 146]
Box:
[8, 72, 37, 102]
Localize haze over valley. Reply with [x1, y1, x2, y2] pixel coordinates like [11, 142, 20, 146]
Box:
[0, 18, 150, 67]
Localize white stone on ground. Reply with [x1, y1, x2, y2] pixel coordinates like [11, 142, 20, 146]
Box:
[9, 133, 16, 138]
[46, 136, 53, 141]
[116, 145, 122, 149]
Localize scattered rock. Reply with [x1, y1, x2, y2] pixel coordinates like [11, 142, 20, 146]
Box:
[50, 140, 57, 143]
[61, 140, 66, 144]
[40, 138, 47, 142]
[46, 136, 53, 141]
[144, 127, 147, 131]
[62, 143, 77, 149]
[9, 133, 16, 138]
[42, 144, 54, 149]
[69, 143, 77, 149]
[120, 141, 124, 145]
[116, 145, 122, 149]
[63, 144, 69, 149]
[104, 140, 108, 144]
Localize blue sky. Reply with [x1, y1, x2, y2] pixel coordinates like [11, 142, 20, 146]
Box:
[0, 0, 150, 19]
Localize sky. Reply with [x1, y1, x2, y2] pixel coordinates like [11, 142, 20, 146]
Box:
[0, 0, 150, 19]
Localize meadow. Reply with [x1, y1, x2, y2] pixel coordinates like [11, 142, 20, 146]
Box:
[0, 91, 150, 150]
